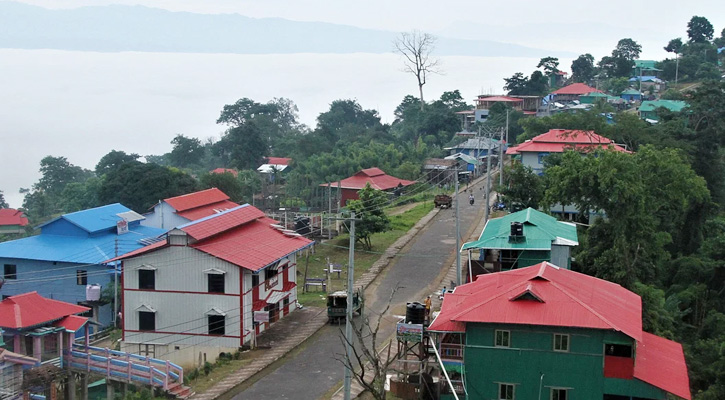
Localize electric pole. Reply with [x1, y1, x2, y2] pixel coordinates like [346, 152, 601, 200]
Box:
[344, 212, 356, 400]
[455, 171, 461, 287]
[484, 135, 492, 223]
[501, 111, 507, 187]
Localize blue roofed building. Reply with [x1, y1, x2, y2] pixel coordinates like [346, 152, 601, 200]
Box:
[0, 204, 166, 334]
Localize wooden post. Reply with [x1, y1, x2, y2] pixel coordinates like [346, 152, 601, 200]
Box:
[66, 372, 76, 400]
[106, 381, 114, 400]
[33, 336, 41, 361]
[80, 374, 88, 400]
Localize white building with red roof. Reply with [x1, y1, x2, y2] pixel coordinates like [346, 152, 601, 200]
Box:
[428, 262, 691, 400]
[143, 188, 240, 230]
[550, 82, 602, 102]
[506, 129, 629, 174]
[320, 167, 415, 207]
[115, 204, 313, 368]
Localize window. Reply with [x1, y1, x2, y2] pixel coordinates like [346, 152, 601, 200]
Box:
[495, 330, 511, 347]
[498, 383, 515, 400]
[3, 264, 16, 280]
[538, 152, 550, 165]
[605, 343, 633, 358]
[138, 311, 155, 331]
[138, 270, 155, 290]
[554, 334, 569, 352]
[208, 315, 225, 336]
[208, 274, 225, 293]
[76, 270, 88, 285]
[551, 388, 567, 400]
[252, 273, 260, 288]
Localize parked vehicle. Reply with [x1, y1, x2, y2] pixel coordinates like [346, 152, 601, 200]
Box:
[327, 288, 364, 323]
[434, 194, 453, 208]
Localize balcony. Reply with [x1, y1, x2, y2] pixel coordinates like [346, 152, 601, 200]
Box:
[440, 343, 463, 361]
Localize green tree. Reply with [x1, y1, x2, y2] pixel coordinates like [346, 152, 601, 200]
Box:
[0, 191, 8, 208]
[59, 177, 101, 213]
[665, 37, 684, 55]
[537, 56, 560, 75]
[98, 162, 199, 212]
[570, 54, 596, 83]
[199, 172, 244, 203]
[610, 38, 642, 77]
[525, 70, 549, 95]
[497, 163, 543, 209]
[687, 16, 714, 43]
[95, 150, 140, 176]
[503, 72, 529, 95]
[237, 169, 262, 204]
[35, 156, 92, 197]
[346, 183, 391, 250]
[168, 135, 205, 168]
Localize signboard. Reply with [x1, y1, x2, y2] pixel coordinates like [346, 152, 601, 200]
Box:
[116, 219, 129, 235]
[396, 322, 424, 343]
[254, 311, 270, 323]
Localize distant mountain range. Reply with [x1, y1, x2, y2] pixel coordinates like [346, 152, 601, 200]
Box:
[0, 1, 572, 57]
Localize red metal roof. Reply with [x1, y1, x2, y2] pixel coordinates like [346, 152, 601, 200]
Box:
[265, 157, 292, 165]
[191, 216, 313, 271]
[0, 208, 29, 227]
[176, 200, 240, 221]
[53, 315, 89, 333]
[634, 332, 691, 399]
[506, 129, 629, 154]
[210, 168, 238, 177]
[164, 188, 231, 212]
[180, 205, 265, 241]
[429, 262, 643, 341]
[320, 168, 415, 190]
[0, 292, 90, 329]
[551, 83, 602, 95]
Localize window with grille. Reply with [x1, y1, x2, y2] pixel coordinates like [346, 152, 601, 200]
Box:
[551, 388, 567, 400]
[554, 334, 569, 352]
[3, 264, 16, 280]
[76, 270, 88, 285]
[495, 330, 511, 347]
[498, 383, 515, 400]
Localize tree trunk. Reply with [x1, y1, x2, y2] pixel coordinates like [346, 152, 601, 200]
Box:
[418, 83, 425, 111]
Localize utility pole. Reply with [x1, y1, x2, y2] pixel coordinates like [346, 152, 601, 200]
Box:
[501, 111, 508, 187]
[484, 135, 492, 223]
[343, 212, 356, 400]
[113, 238, 118, 326]
[455, 170, 461, 287]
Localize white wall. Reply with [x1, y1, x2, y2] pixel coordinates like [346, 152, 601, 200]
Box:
[142, 202, 190, 230]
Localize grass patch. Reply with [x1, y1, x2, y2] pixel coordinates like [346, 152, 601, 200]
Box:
[297, 201, 434, 308]
[186, 351, 257, 393]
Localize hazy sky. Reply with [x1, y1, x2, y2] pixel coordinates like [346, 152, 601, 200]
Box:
[14, 0, 725, 59]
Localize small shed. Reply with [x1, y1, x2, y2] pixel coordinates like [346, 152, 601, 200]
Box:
[320, 168, 415, 207]
[620, 89, 642, 102]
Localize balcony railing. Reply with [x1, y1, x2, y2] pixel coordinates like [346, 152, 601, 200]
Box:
[440, 343, 463, 360]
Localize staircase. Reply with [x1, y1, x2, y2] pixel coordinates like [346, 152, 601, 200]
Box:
[62, 344, 194, 399]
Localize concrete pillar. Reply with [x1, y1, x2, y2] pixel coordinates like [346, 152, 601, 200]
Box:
[13, 335, 21, 355]
[33, 336, 42, 361]
[122, 382, 128, 398]
[80, 373, 88, 400]
[66, 373, 76, 400]
[106, 381, 115, 400]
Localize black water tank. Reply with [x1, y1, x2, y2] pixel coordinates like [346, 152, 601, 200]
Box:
[406, 302, 426, 324]
[510, 222, 524, 236]
[295, 216, 311, 236]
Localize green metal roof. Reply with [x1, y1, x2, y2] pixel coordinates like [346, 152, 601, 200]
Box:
[621, 89, 641, 95]
[633, 60, 659, 70]
[462, 208, 578, 251]
[639, 100, 687, 113]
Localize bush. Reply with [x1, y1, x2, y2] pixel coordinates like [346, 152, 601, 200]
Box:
[203, 362, 213, 376]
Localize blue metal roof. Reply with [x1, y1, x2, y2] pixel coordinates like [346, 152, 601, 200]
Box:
[37, 203, 131, 234]
[0, 224, 166, 264]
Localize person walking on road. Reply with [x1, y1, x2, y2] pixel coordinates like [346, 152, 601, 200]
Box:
[469, 194, 475, 206]
[424, 295, 432, 322]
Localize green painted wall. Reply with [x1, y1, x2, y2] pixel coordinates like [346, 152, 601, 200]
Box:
[462, 324, 666, 400]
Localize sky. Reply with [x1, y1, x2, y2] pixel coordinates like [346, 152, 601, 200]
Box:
[13, 0, 725, 59]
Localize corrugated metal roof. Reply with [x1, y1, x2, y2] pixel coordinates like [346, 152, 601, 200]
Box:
[210, 168, 238, 177]
[37, 203, 132, 234]
[176, 200, 240, 221]
[319, 168, 415, 190]
[191, 216, 313, 271]
[0, 209, 28, 227]
[505, 129, 629, 155]
[462, 208, 578, 251]
[634, 332, 691, 400]
[551, 83, 602, 95]
[0, 223, 167, 264]
[164, 188, 230, 212]
[265, 157, 292, 165]
[180, 204, 263, 241]
[639, 100, 687, 113]
[429, 262, 642, 342]
[52, 314, 89, 333]
[0, 292, 90, 329]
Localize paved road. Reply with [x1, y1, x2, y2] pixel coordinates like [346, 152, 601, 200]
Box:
[231, 180, 488, 400]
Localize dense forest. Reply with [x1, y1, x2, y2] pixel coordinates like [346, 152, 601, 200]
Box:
[0, 14, 724, 400]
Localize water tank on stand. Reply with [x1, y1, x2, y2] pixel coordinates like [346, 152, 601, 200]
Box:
[294, 216, 311, 236]
[510, 222, 524, 236]
[86, 284, 102, 302]
[406, 302, 426, 324]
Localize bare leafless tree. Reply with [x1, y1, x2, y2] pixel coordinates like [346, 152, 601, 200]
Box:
[337, 287, 399, 400]
[393, 31, 441, 111]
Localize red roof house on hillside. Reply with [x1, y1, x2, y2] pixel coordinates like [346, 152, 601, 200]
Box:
[0, 292, 90, 362]
[320, 167, 415, 207]
[428, 262, 691, 400]
[506, 129, 629, 174]
[551, 82, 602, 102]
[210, 168, 239, 177]
[115, 204, 314, 368]
[142, 188, 240, 230]
[0, 208, 29, 235]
